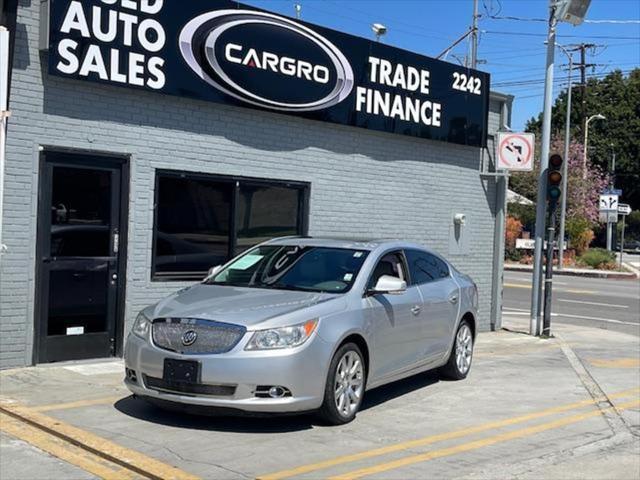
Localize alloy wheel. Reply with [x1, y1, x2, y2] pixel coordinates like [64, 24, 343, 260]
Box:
[334, 350, 364, 417]
[455, 324, 473, 375]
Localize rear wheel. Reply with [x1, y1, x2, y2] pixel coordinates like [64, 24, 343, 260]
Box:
[318, 343, 366, 425]
[440, 320, 474, 380]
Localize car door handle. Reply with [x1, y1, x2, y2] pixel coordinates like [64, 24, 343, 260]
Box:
[411, 305, 422, 315]
[448, 294, 459, 304]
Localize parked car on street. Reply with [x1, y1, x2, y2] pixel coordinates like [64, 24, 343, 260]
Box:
[124, 237, 478, 424]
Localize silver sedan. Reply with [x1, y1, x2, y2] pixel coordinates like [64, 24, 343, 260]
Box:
[124, 238, 478, 424]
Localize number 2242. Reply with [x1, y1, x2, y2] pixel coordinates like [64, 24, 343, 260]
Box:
[452, 72, 482, 95]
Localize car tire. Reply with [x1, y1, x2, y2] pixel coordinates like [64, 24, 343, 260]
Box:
[318, 343, 366, 425]
[440, 320, 474, 380]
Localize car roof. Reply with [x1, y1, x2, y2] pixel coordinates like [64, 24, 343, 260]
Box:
[264, 236, 432, 253]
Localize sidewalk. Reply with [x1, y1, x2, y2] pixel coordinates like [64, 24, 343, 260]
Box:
[1, 321, 639, 480]
[505, 262, 639, 279]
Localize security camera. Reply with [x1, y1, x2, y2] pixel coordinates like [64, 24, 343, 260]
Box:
[372, 23, 387, 36]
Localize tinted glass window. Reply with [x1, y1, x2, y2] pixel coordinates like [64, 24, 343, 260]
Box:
[405, 250, 449, 285]
[236, 185, 301, 255]
[368, 252, 407, 289]
[50, 167, 111, 257]
[153, 173, 308, 280]
[154, 176, 232, 278]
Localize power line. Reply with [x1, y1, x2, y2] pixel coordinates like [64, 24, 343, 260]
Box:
[484, 30, 640, 40]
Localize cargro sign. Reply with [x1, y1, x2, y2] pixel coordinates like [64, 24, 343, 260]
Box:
[46, 0, 490, 147]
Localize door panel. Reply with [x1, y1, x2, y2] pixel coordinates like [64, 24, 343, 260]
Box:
[364, 251, 424, 380]
[37, 155, 125, 363]
[418, 278, 460, 357]
[366, 287, 424, 380]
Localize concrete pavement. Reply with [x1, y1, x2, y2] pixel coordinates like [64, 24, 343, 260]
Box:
[1, 317, 638, 480]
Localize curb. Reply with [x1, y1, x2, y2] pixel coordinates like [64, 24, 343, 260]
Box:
[505, 263, 638, 280]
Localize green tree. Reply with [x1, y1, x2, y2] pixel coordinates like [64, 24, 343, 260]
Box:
[526, 69, 640, 210]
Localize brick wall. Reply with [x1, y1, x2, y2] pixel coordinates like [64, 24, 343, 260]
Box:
[0, 2, 504, 368]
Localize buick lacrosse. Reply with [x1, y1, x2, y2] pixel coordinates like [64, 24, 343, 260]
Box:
[124, 237, 477, 424]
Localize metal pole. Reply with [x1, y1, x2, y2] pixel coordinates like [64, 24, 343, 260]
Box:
[582, 118, 589, 179]
[606, 221, 612, 251]
[558, 48, 572, 270]
[531, 4, 557, 336]
[542, 203, 557, 337]
[619, 214, 626, 269]
[470, 0, 479, 69]
[0, 27, 10, 260]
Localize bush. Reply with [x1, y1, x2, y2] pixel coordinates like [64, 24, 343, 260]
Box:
[507, 203, 536, 232]
[566, 217, 594, 256]
[505, 216, 523, 261]
[578, 248, 616, 269]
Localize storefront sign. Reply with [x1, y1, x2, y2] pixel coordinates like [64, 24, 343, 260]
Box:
[46, 0, 490, 147]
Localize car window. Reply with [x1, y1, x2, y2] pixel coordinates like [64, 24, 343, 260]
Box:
[405, 249, 449, 285]
[368, 251, 407, 289]
[207, 245, 369, 293]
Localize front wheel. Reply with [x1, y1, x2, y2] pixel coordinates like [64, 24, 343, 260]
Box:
[440, 320, 474, 380]
[318, 343, 366, 425]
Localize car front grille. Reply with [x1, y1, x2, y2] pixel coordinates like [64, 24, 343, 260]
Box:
[151, 318, 246, 354]
[143, 375, 237, 397]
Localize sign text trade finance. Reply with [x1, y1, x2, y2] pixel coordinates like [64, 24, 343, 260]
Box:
[48, 0, 490, 147]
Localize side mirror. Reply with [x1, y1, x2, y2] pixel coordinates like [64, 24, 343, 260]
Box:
[369, 275, 407, 295]
[207, 265, 222, 278]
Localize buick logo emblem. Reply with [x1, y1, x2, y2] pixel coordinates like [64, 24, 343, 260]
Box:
[181, 330, 198, 346]
[179, 10, 354, 112]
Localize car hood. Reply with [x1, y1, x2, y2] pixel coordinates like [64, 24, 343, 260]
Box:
[150, 284, 340, 328]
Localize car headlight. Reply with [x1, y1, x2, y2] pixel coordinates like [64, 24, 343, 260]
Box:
[132, 311, 151, 339]
[245, 319, 318, 350]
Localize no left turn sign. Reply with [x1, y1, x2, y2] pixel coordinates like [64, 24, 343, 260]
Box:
[497, 133, 535, 171]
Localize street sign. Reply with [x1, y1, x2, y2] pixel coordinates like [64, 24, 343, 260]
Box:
[603, 188, 623, 196]
[618, 203, 631, 215]
[599, 211, 618, 223]
[497, 133, 535, 171]
[599, 194, 619, 212]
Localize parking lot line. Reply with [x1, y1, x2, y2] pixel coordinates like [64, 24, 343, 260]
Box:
[329, 399, 640, 480]
[0, 412, 141, 480]
[32, 395, 125, 412]
[257, 387, 639, 480]
[0, 401, 200, 480]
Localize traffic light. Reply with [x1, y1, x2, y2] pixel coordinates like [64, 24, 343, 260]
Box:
[547, 154, 563, 203]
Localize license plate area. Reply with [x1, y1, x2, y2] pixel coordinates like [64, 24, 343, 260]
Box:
[163, 359, 200, 384]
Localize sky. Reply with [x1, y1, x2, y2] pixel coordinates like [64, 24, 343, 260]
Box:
[243, 0, 640, 131]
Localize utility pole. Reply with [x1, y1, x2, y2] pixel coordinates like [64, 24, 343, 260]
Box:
[572, 43, 596, 136]
[470, 0, 479, 69]
[557, 45, 573, 270]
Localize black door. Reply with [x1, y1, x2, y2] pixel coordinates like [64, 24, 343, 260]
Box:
[36, 152, 127, 363]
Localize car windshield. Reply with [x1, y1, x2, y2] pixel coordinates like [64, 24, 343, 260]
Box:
[205, 245, 369, 293]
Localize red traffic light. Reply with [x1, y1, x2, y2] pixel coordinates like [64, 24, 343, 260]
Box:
[549, 154, 563, 169]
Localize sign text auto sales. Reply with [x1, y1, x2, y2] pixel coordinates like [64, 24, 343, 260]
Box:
[47, 0, 490, 147]
[54, 0, 166, 89]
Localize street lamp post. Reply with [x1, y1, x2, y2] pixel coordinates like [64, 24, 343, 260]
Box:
[556, 44, 572, 270]
[582, 114, 605, 179]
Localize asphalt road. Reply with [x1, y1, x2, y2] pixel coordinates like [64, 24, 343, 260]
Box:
[503, 270, 640, 336]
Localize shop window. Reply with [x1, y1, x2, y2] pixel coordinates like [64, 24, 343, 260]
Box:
[152, 171, 308, 281]
[236, 185, 301, 255]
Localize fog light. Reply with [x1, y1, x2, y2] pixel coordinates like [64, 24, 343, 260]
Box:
[269, 386, 286, 398]
[255, 385, 292, 398]
[125, 368, 137, 383]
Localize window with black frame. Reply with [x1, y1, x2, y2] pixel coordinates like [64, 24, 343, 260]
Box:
[153, 172, 307, 280]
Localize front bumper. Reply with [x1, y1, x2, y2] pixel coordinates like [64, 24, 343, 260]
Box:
[124, 331, 333, 413]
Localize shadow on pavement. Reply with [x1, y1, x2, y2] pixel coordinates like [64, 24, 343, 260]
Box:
[114, 370, 441, 432]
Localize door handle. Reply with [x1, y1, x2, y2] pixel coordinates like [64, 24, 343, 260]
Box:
[448, 294, 459, 304]
[411, 305, 422, 315]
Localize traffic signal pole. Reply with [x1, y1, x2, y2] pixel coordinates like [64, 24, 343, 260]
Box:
[542, 202, 557, 337]
[531, 7, 557, 336]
